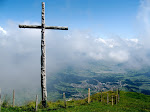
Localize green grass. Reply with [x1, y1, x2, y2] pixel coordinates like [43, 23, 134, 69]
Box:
[1, 91, 150, 112]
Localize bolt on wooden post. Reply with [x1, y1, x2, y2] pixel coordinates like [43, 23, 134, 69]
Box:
[63, 93, 66, 108]
[88, 88, 90, 103]
[13, 90, 15, 107]
[18, 2, 68, 107]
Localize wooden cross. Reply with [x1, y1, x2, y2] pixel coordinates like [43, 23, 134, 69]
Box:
[18, 2, 68, 107]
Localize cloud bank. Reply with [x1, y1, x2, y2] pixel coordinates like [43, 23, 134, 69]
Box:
[1, 0, 150, 90]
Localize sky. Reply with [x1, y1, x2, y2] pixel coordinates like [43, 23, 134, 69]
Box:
[0, 0, 140, 38]
[1, 0, 150, 96]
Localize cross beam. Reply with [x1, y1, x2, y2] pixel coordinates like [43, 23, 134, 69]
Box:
[18, 2, 68, 107]
[19, 25, 68, 30]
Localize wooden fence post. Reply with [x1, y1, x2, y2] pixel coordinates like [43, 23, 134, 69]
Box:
[111, 87, 113, 92]
[101, 90, 102, 102]
[116, 95, 117, 105]
[3, 95, 6, 105]
[107, 93, 109, 104]
[117, 88, 118, 95]
[88, 88, 90, 103]
[13, 90, 15, 107]
[35, 95, 38, 112]
[0, 88, 1, 112]
[112, 95, 113, 106]
[101, 90, 103, 102]
[63, 93, 66, 108]
[118, 88, 120, 102]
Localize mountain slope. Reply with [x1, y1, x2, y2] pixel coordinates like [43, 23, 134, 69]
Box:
[2, 91, 150, 112]
[50, 91, 150, 112]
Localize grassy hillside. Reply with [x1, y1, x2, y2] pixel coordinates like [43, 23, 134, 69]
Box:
[2, 64, 150, 106]
[1, 91, 150, 112]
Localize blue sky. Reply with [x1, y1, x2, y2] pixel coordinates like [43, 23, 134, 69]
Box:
[1, 0, 150, 92]
[0, 0, 140, 38]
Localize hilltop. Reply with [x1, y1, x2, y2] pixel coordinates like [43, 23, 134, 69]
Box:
[1, 91, 150, 112]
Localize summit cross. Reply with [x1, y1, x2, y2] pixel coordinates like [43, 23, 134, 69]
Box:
[18, 2, 68, 107]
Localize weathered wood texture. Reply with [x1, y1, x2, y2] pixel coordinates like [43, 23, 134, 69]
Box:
[13, 90, 15, 107]
[88, 88, 90, 103]
[19, 25, 68, 30]
[41, 2, 47, 108]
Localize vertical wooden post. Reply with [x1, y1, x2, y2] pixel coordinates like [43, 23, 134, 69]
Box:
[112, 95, 113, 106]
[88, 88, 90, 103]
[63, 93, 66, 108]
[118, 88, 120, 102]
[117, 88, 118, 95]
[116, 95, 117, 105]
[35, 95, 38, 112]
[111, 87, 113, 92]
[118, 94, 120, 102]
[0, 88, 1, 112]
[13, 90, 15, 107]
[18, 1, 68, 108]
[3, 95, 5, 104]
[107, 93, 109, 104]
[101, 90, 102, 102]
[41, 2, 47, 108]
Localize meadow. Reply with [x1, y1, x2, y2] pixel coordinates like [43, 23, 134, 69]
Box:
[1, 91, 150, 112]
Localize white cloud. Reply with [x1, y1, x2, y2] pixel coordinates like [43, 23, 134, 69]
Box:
[1, 0, 150, 89]
[137, 0, 150, 32]
[109, 51, 129, 63]
[136, 0, 150, 48]
[0, 26, 7, 35]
